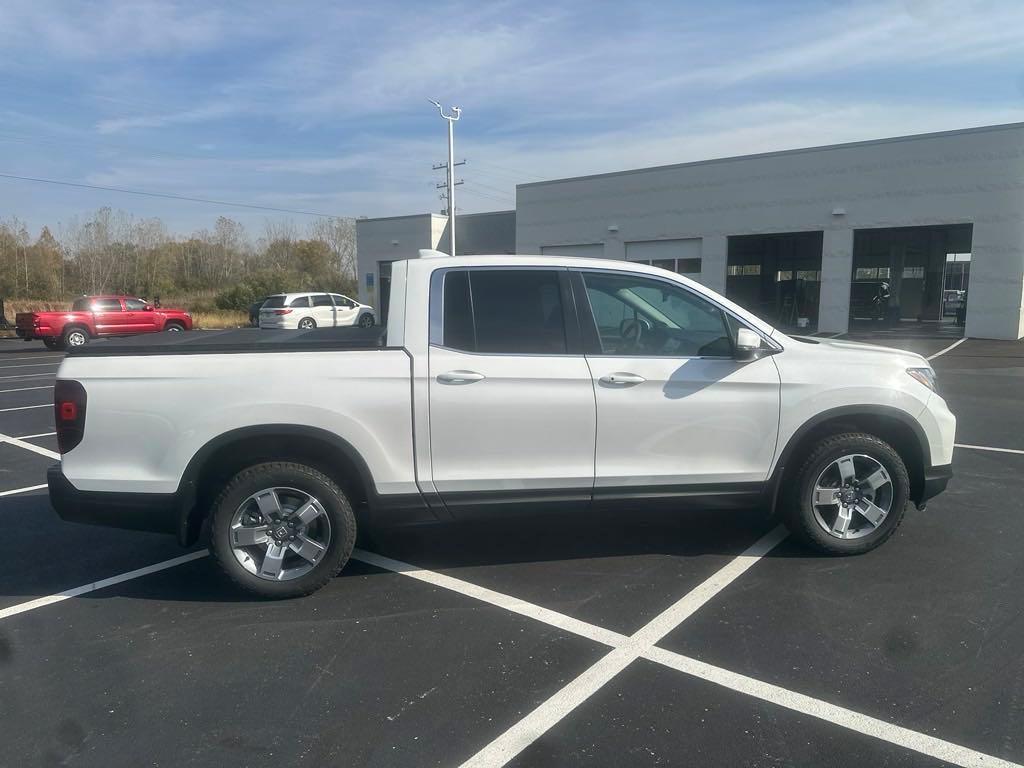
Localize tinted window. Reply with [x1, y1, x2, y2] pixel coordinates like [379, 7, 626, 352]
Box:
[92, 299, 122, 312]
[72, 298, 89, 311]
[442, 271, 475, 351]
[581, 272, 730, 357]
[262, 296, 286, 309]
[311, 294, 333, 307]
[125, 298, 147, 311]
[439, 269, 566, 354]
[289, 296, 311, 308]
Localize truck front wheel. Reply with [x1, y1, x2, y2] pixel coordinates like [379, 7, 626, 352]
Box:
[209, 462, 356, 598]
[784, 432, 910, 555]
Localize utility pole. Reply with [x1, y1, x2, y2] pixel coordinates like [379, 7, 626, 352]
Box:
[429, 100, 463, 256]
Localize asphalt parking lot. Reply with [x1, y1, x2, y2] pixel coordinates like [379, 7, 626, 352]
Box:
[0, 333, 1022, 767]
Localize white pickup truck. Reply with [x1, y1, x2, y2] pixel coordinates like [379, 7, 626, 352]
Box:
[49, 252, 955, 598]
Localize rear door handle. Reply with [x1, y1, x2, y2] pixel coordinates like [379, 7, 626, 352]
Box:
[437, 370, 486, 385]
[599, 372, 646, 386]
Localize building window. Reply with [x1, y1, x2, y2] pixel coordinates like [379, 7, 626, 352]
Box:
[677, 258, 702, 274]
[855, 267, 891, 280]
[728, 264, 762, 276]
[902, 266, 925, 279]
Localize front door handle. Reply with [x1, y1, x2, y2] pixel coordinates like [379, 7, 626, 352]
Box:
[599, 372, 646, 386]
[437, 370, 486, 385]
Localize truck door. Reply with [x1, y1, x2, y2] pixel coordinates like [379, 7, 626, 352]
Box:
[572, 269, 781, 503]
[91, 298, 128, 335]
[123, 297, 157, 333]
[427, 267, 597, 518]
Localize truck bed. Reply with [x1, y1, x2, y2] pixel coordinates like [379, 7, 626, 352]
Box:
[67, 325, 389, 357]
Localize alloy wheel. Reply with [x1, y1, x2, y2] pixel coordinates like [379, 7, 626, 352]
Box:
[228, 487, 332, 581]
[810, 453, 893, 540]
[67, 331, 87, 346]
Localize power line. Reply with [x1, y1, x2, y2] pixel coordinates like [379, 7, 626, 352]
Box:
[0, 172, 341, 218]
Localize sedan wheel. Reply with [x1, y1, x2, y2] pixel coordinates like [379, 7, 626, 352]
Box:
[229, 487, 331, 581]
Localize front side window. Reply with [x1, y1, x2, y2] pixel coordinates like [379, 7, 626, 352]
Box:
[581, 272, 731, 357]
[92, 299, 122, 312]
[439, 269, 567, 354]
[125, 298, 147, 311]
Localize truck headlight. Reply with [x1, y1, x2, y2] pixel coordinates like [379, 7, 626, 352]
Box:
[907, 367, 937, 393]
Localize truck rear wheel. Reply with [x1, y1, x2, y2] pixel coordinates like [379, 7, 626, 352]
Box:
[62, 327, 89, 348]
[43, 338, 63, 350]
[784, 432, 909, 555]
[209, 462, 356, 598]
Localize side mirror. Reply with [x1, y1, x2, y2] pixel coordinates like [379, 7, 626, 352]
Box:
[734, 327, 763, 362]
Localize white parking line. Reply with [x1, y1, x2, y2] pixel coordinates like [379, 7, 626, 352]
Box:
[0, 385, 53, 394]
[0, 483, 47, 497]
[456, 526, 789, 767]
[956, 443, 1024, 456]
[0, 551, 209, 621]
[0, 362, 61, 370]
[927, 337, 968, 360]
[0, 355, 64, 363]
[356, 542, 1022, 768]
[13, 431, 56, 439]
[0, 403, 50, 413]
[0, 432, 59, 459]
[0, 372, 57, 381]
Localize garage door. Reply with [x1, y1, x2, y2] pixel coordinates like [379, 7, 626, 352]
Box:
[541, 243, 605, 259]
[625, 238, 702, 276]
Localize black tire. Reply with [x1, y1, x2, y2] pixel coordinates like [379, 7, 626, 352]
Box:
[298, 317, 316, 330]
[42, 338, 63, 351]
[783, 432, 909, 555]
[358, 313, 375, 328]
[164, 321, 185, 332]
[62, 326, 89, 348]
[209, 462, 356, 598]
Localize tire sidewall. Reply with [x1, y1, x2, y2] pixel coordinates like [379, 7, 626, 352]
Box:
[298, 318, 316, 330]
[791, 433, 910, 554]
[210, 463, 355, 598]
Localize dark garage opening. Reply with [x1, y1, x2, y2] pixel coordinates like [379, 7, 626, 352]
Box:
[726, 231, 823, 332]
[849, 224, 972, 334]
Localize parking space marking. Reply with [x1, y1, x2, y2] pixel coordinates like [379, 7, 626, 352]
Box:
[0, 551, 208, 621]
[457, 525, 788, 767]
[645, 647, 1021, 768]
[12, 431, 56, 439]
[0, 385, 53, 394]
[0, 432, 59, 459]
[0, 483, 47, 497]
[353, 549, 626, 647]
[927, 337, 968, 360]
[955, 442, 1024, 456]
[363, 537, 1020, 768]
[0, 362, 62, 371]
[0, 403, 50, 413]
[0, 372, 57, 381]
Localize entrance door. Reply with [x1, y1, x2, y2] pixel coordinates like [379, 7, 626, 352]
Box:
[427, 267, 596, 517]
[575, 270, 781, 496]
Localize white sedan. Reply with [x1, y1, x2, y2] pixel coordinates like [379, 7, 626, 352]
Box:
[259, 292, 376, 330]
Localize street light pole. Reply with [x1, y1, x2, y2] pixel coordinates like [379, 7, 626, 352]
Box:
[429, 100, 461, 256]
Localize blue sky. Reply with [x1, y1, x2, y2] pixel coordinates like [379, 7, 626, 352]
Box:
[1, 0, 1023, 237]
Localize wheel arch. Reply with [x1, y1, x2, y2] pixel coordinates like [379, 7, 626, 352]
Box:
[768, 405, 928, 513]
[175, 425, 376, 546]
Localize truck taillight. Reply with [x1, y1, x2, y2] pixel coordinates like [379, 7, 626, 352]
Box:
[54, 380, 87, 454]
[274, 309, 292, 315]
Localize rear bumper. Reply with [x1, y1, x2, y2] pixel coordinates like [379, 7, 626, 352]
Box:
[918, 463, 953, 508]
[48, 465, 181, 536]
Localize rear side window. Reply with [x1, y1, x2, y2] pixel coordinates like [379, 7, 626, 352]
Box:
[440, 269, 567, 354]
[262, 296, 286, 309]
[72, 298, 89, 311]
[311, 294, 333, 307]
[92, 299, 122, 312]
[289, 296, 311, 308]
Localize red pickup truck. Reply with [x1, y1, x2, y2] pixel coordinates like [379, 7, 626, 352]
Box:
[16, 295, 193, 349]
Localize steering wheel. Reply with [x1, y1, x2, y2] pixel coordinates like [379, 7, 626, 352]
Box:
[619, 317, 647, 351]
